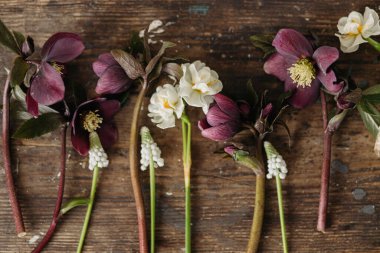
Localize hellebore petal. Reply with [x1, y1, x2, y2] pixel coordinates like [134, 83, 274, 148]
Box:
[26, 89, 39, 117]
[317, 69, 343, 94]
[201, 122, 240, 141]
[198, 118, 211, 131]
[262, 103, 273, 118]
[272, 29, 313, 60]
[41, 32, 85, 63]
[313, 46, 339, 74]
[71, 128, 90, 156]
[224, 145, 238, 156]
[95, 65, 132, 95]
[98, 99, 121, 121]
[206, 105, 232, 126]
[237, 100, 251, 118]
[214, 94, 240, 120]
[263, 53, 290, 81]
[287, 78, 320, 108]
[97, 122, 118, 149]
[93, 53, 118, 77]
[30, 62, 65, 105]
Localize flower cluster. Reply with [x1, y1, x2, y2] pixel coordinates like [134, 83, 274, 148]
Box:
[265, 141, 288, 180]
[140, 126, 164, 171]
[148, 61, 222, 128]
[88, 133, 109, 170]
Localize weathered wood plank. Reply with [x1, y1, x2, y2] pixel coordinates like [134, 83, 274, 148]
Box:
[1, 0, 380, 252]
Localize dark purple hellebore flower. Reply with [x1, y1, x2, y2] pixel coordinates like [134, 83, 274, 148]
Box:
[71, 98, 120, 156]
[93, 53, 133, 95]
[27, 33, 85, 116]
[264, 29, 344, 109]
[198, 94, 249, 141]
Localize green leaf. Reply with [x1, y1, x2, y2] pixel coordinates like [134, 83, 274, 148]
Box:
[60, 198, 90, 216]
[357, 101, 380, 137]
[10, 57, 29, 87]
[327, 110, 348, 132]
[12, 113, 64, 139]
[362, 85, 380, 104]
[246, 79, 258, 107]
[145, 41, 176, 77]
[12, 30, 25, 51]
[249, 34, 275, 58]
[0, 20, 21, 54]
[111, 49, 145, 80]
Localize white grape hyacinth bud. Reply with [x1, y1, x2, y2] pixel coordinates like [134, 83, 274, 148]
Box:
[140, 126, 164, 171]
[88, 132, 109, 170]
[264, 141, 288, 180]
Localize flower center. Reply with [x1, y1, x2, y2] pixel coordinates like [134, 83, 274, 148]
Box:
[163, 99, 171, 109]
[288, 58, 316, 88]
[82, 110, 103, 133]
[51, 62, 64, 74]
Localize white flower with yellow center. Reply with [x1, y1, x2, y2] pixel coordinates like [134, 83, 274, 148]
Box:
[336, 7, 380, 53]
[148, 84, 184, 129]
[179, 60, 223, 113]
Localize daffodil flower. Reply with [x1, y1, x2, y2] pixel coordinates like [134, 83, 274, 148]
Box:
[179, 60, 223, 113]
[336, 7, 380, 53]
[148, 83, 184, 129]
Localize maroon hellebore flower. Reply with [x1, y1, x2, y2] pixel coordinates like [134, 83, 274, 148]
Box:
[198, 94, 249, 141]
[71, 98, 120, 156]
[93, 53, 133, 95]
[27, 33, 85, 116]
[264, 29, 344, 109]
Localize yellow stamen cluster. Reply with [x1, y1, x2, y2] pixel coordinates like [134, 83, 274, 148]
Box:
[51, 62, 64, 74]
[288, 58, 316, 88]
[82, 110, 103, 133]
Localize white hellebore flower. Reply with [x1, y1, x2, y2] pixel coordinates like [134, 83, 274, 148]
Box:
[148, 84, 184, 129]
[179, 60, 223, 113]
[336, 7, 380, 53]
[140, 126, 164, 171]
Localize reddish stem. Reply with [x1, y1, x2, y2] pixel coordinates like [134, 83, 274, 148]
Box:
[317, 91, 332, 232]
[32, 124, 67, 253]
[2, 75, 25, 237]
[129, 82, 148, 253]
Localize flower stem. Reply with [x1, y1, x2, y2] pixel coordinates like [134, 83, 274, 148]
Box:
[317, 91, 332, 232]
[149, 146, 155, 253]
[2, 75, 25, 237]
[130, 81, 149, 253]
[275, 175, 288, 253]
[76, 165, 100, 253]
[181, 113, 192, 253]
[366, 37, 380, 52]
[32, 124, 68, 253]
[246, 138, 265, 253]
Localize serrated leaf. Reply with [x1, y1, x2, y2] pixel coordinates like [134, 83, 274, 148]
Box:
[10, 57, 29, 87]
[0, 20, 20, 54]
[357, 101, 380, 137]
[111, 49, 145, 80]
[362, 85, 380, 95]
[246, 79, 258, 107]
[162, 62, 183, 80]
[12, 113, 64, 139]
[145, 41, 176, 77]
[60, 198, 89, 216]
[249, 34, 275, 58]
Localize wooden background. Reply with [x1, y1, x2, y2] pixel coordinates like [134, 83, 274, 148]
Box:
[1, 0, 380, 252]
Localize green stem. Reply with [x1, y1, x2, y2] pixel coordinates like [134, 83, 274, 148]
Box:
[149, 147, 156, 253]
[366, 37, 380, 52]
[76, 166, 100, 253]
[275, 175, 288, 253]
[181, 113, 192, 253]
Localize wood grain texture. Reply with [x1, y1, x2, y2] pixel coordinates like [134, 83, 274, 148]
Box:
[1, 0, 380, 252]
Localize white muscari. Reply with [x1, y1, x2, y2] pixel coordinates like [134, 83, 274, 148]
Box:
[179, 60, 223, 113]
[336, 7, 380, 53]
[88, 132, 109, 171]
[264, 141, 288, 180]
[148, 84, 184, 129]
[140, 126, 164, 171]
